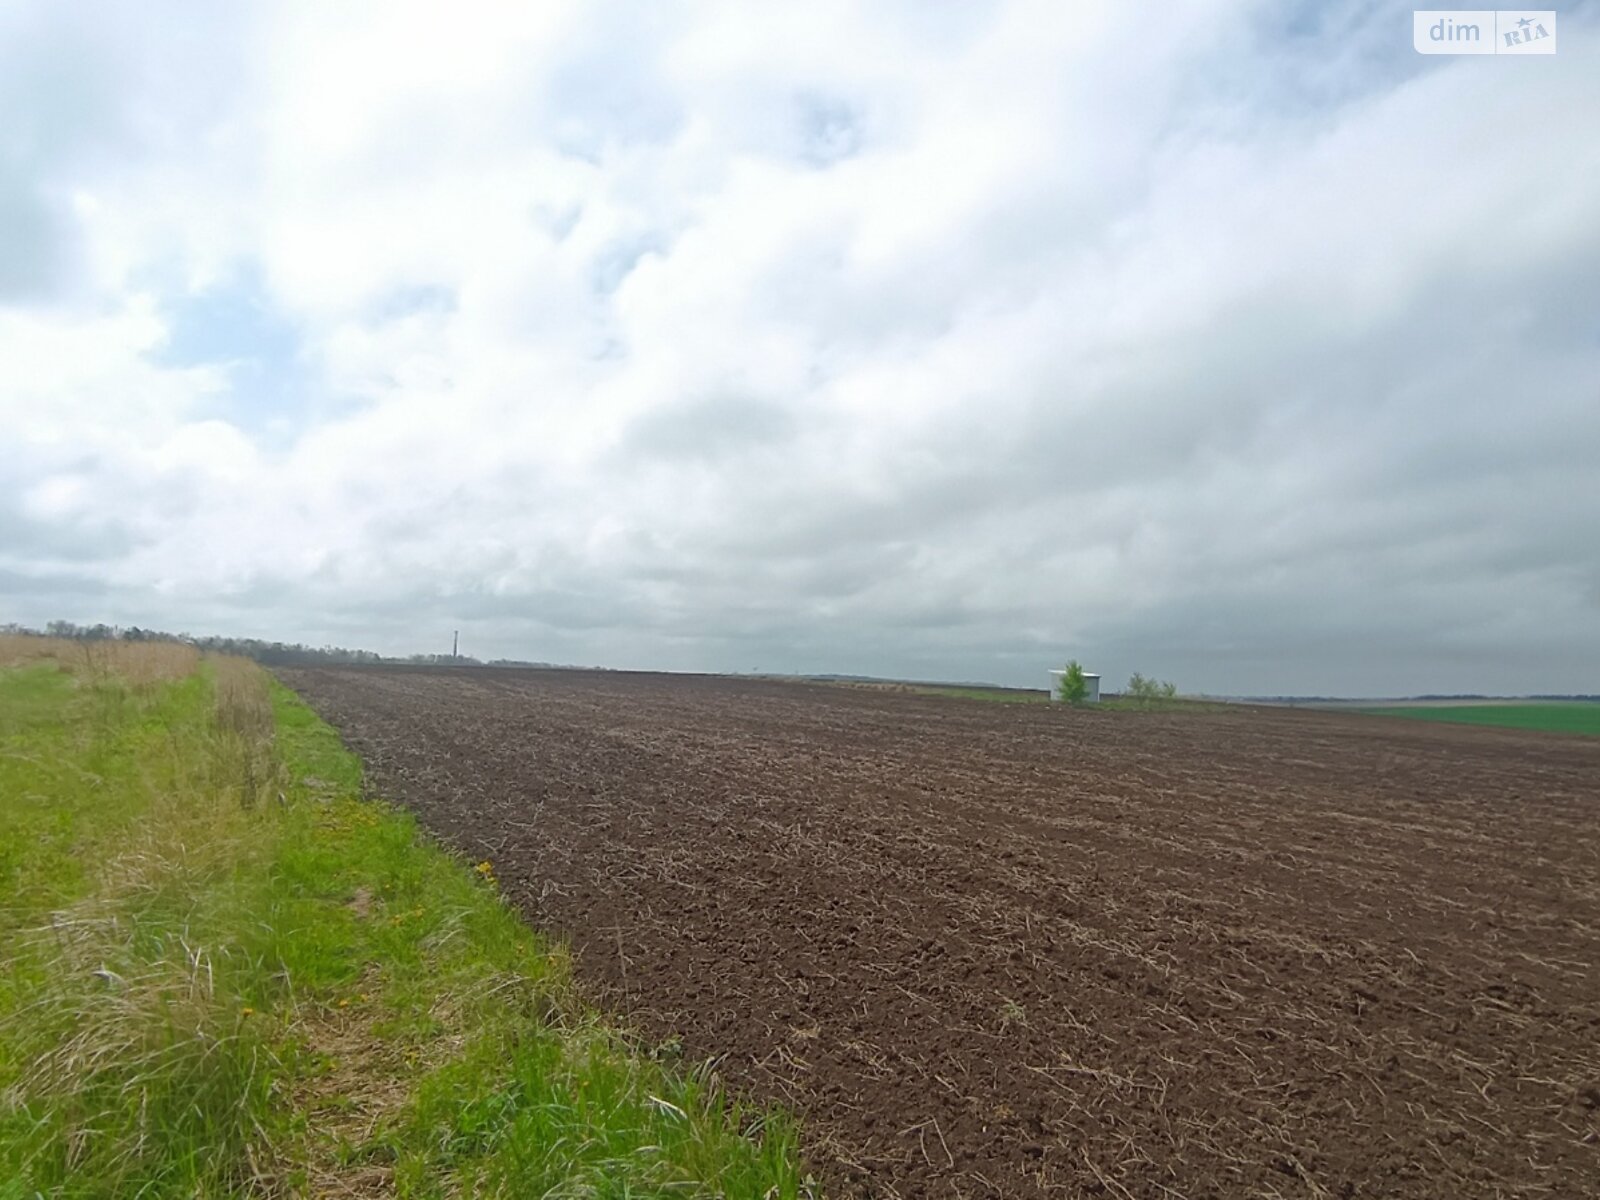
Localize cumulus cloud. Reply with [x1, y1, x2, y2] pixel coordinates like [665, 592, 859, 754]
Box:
[2, 0, 1597, 694]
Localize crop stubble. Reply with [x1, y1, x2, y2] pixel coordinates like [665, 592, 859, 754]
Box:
[279, 667, 1600, 1198]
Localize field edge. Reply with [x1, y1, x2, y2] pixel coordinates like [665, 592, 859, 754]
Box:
[0, 638, 815, 1197]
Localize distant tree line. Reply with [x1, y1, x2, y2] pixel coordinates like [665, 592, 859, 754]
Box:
[0, 620, 494, 668]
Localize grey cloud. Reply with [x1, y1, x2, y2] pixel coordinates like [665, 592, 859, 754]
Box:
[591, 234, 669, 295]
[0, 169, 70, 300]
[0, 450, 150, 564]
[0, 5, 258, 300]
[0, 565, 110, 610]
[365, 285, 456, 322]
[0, 507, 141, 564]
[543, 9, 686, 157]
[0, 8, 115, 301]
[795, 95, 864, 167]
[3, 3, 1598, 697]
[615, 394, 799, 466]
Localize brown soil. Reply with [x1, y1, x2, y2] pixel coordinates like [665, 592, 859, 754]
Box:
[277, 666, 1600, 1199]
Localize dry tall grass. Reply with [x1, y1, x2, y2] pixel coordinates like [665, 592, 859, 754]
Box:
[0, 633, 200, 686]
[0, 632, 68, 668]
[207, 654, 283, 810]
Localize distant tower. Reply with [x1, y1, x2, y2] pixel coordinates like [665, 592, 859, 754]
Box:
[452, 630, 459, 660]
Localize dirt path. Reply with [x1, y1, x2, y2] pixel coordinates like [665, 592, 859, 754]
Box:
[278, 667, 1600, 1199]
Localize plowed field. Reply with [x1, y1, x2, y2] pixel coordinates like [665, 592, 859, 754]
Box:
[278, 667, 1600, 1199]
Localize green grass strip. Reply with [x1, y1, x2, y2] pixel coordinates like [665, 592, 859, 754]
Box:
[0, 656, 815, 1198]
[1359, 703, 1600, 736]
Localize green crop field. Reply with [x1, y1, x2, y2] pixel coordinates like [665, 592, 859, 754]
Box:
[1359, 702, 1600, 736]
[0, 634, 811, 1198]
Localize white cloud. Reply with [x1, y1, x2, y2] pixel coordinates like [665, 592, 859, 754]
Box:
[2, 0, 1597, 693]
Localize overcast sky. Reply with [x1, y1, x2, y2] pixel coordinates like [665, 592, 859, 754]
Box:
[2, 2, 1597, 695]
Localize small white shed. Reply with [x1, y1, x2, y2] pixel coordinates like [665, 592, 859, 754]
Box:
[1048, 669, 1101, 703]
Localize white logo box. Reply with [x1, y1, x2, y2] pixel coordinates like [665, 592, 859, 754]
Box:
[1414, 10, 1556, 54]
